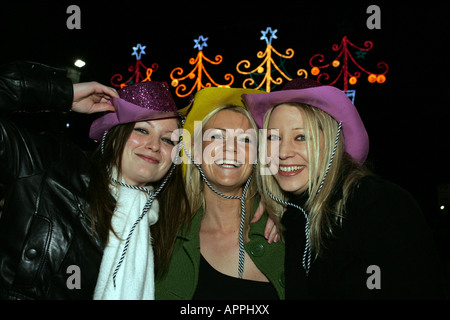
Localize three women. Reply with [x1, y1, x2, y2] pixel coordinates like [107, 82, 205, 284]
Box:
[1, 60, 444, 299]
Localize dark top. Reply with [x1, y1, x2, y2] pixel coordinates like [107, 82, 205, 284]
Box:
[282, 175, 448, 299]
[155, 206, 285, 300]
[192, 255, 279, 300]
[0, 61, 103, 299]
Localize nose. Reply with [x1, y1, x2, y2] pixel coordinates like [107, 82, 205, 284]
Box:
[278, 139, 295, 160]
[145, 136, 160, 152]
[224, 136, 238, 153]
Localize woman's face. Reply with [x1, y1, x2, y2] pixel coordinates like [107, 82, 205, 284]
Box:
[121, 118, 178, 186]
[199, 109, 257, 194]
[267, 104, 310, 195]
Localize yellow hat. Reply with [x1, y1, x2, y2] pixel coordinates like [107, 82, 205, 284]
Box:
[183, 87, 264, 138]
[180, 87, 264, 174]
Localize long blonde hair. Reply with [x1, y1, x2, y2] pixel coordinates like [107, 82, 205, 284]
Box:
[184, 105, 259, 236]
[258, 103, 370, 256]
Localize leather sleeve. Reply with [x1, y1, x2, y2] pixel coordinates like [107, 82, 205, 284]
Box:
[0, 61, 74, 114]
[0, 61, 73, 194]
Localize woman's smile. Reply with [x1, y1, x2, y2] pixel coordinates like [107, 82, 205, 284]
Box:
[278, 165, 305, 176]
[215, 159, 243, 168]
[136, 153, 160, 164]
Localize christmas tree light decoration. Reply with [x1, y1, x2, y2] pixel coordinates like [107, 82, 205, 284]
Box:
[260, 27, 278, 45]
[236, 27, 308, 92]
[111, 43, 159, 88]
[346, 90, 356, 104]
[193, 35, 208, 51]
[309, 36, 389, 92]
[170, 35, 234, 98]
[132, 43, 146, 60]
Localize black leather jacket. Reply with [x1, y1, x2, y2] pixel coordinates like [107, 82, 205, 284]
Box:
[0, 61, 103, 299]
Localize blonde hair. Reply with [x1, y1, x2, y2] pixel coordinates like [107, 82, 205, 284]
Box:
[258, 103, 370, 256]
[184, 105, 259, 237]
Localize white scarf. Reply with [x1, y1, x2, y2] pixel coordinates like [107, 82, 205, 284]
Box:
[93, 180, 158, 300]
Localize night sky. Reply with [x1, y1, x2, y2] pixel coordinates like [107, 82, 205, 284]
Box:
[2, 2, 450, 260]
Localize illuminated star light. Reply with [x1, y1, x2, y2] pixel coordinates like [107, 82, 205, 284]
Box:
[193, 35, 208, 51]
[355, 50, 367, 59]
[132, 43, 146, 60]
[260, 27, 278, 45]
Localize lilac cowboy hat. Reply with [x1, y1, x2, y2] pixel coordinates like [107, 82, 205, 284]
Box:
[89, 81, 185, 141]
[242, 78, 369, 164]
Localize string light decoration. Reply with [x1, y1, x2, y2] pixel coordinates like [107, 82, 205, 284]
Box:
[170, 35, 234, 98]
[309, 36, 389, 93]
[236, 27, 308, 92]
[111, 43, 159, 88]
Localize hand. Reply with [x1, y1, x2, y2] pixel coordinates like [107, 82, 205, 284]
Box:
[251, 200, 280, 243]
[71, 82, 119, 114]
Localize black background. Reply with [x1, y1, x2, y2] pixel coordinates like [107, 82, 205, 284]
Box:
[1, 1, 449, 287]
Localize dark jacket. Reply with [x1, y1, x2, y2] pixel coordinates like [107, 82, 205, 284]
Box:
[282, 175, 447, 299]
[155, 205, 286, 300]
[0, 61, 103, 299]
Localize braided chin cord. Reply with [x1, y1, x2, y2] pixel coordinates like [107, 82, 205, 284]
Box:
[182, 141, 251, 279]
[101, 130, 182, 287]
[109, 168, 174, 287]
[267, 191, 311, 275]
[266, 122, 342, 276]
[316, 122, 342, 194]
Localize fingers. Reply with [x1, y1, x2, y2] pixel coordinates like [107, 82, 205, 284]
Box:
[264, 217, 275, 242]
[267, 226, 280, 243]
[93, 101, 116, 112]
[263, 216, 281, 243]
[72, 81, 119, 114]
[73, 82, 118, 103]
[251, 200, 265, 223]
[95, 82, 119, 98]
[251, 201, 280, 243]
[88, 82, 119, 102]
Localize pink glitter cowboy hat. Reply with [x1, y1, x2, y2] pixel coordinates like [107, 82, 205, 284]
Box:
[89, 81, 185, 141]
[242, 78, 369, 164]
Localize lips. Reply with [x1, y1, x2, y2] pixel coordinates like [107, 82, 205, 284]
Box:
[136, 153, 160, 164]
[278, 165, 305, 176]
[215, 159, 242, 168]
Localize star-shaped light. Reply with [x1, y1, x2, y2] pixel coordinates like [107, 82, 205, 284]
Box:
[260, 27, 278, 45]
[193, 35, 208, 51]
[355, 50, 367, 59]
[132, 43, 146, 60]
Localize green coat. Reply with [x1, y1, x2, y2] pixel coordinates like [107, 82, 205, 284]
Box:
[155, 206, 285, 300]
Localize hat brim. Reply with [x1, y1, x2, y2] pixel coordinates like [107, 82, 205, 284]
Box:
[242, 86, 369, 164]
[183, 87, 265, 137]
[89, 97, 180, 141]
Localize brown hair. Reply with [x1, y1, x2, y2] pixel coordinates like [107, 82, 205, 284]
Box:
[87, 119, 190, 277]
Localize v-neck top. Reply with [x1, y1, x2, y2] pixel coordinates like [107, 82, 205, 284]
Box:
[192, 255, 279, 300]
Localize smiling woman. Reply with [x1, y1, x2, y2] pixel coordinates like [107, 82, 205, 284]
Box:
[198, 109, 257, 192]
[87, 82, 190, 299]
[155, 87, 285, 300]
[0, 62, 191, 300]
[266, 105, 310, 194]
[243, 77, 447, 299]
[121, 119, 179, 187]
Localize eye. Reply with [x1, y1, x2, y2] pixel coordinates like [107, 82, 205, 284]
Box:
[236, 135, 251, 143]
[162, 137, 175, 146]
[267, 134, 280, 141]
[210, 133, 224, 140]
[296, 135, 306, 141]
[134, 128, 148, 134]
